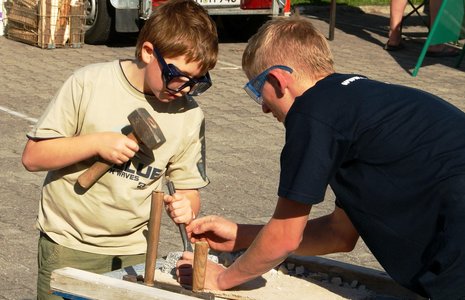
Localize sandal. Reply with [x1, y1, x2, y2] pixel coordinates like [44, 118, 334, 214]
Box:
[426, 46, 460, 57]
[384, 42, 405, 51]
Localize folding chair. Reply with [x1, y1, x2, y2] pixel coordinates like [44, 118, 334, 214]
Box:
[401, 0, 430, 31]
[412, 0, 465, 76]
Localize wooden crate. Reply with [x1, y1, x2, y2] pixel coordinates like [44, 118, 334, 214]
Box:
[4, 26, 37, 44]
[5, 0, 85, 48]
[38, 0, 85, 48]
[5, 1, 38, 29]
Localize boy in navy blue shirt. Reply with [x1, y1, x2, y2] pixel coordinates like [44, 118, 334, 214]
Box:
[177, 16, 465, 300]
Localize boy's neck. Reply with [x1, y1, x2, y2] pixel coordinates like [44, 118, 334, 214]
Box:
[120, 59, 149, 95]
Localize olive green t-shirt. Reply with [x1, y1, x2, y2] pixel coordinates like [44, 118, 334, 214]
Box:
[27, 60, 209, 255]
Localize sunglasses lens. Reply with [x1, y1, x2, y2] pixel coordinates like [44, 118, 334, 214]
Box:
[243, 65, 293, 105]
[166, 76, 190, 92]
[189, 81, 212, 96]
[244, 84, 262, 105]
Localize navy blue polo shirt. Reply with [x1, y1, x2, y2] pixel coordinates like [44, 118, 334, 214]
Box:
[278, 73, 465, 299]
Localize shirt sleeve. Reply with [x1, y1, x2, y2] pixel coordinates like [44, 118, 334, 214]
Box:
[167, 117, 209, 190]
[27, 72, 85, 140]
[278, 112, 349, 205]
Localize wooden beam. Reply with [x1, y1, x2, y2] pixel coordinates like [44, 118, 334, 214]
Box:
[51, 267, 201, 300]
[144, 191, 164, 287]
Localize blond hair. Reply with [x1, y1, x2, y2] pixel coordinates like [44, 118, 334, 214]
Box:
[242, 16, 334, 80]
[135, 0, 218, 74]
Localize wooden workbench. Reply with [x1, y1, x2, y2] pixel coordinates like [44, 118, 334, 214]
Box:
[50, 256, 424, 300]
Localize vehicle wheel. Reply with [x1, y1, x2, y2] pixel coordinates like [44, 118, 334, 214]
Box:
[84, 0, 114, 44]
[221, 15, 269, 41]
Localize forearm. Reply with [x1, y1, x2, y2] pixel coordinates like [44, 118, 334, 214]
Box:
[22, 135, 100, 171]
[294, 209, 359, 256]
[294, 218, 341, 255]
[218, 218, 302, 290]
[218, 230, 287, 289]
[186, 198, 310, 290]
[233, 224, 263, 251]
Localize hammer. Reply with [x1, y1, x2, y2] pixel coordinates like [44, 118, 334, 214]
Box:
[77, 108, 166, 189]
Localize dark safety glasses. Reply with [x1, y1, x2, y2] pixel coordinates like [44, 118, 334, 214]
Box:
[154, 48, 212, 96]
[243, 65, 293, 105]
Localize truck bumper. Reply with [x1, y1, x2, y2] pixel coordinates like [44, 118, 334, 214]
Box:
[115, 8, 140, 32]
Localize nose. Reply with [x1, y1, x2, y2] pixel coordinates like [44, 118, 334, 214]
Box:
[179, 85, 191, 95]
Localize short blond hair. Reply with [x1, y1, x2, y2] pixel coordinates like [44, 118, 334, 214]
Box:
[135, 0, 218, 74]
[242, 16, 334, 80]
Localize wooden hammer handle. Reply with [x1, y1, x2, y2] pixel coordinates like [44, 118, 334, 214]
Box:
[77, 160, 112, 189]
[144, 191, 164, 286]
[77, 132, 138, 189]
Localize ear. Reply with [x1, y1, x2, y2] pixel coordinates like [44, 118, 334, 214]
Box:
[140, 41, 154, 64]
[267, 69, 290, 98]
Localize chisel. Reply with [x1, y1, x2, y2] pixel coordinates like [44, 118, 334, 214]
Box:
[166, 180, 194, 252]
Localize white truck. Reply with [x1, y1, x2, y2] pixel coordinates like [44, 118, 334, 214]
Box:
[84, 0, 285, 44]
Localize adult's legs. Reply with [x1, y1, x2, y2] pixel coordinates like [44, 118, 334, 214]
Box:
[386, 0, 459, 56]
[426, 0, 459, 55]
[386, 0, 408, 48]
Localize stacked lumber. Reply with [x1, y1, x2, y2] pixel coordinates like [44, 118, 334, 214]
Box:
[5, 0, 85, 48]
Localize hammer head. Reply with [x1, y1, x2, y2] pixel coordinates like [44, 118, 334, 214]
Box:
[128, 108, 166, 149]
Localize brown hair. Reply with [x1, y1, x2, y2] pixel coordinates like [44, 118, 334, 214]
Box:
[135, 0, 218, 74]
[242, 16, 334, 80]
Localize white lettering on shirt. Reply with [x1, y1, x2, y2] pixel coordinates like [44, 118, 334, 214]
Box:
[341, 76, 366, 86]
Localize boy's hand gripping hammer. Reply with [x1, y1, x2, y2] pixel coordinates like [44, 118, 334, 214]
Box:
[77, 108, 166, 189]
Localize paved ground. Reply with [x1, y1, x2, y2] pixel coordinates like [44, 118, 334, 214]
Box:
[0, 5, 464, 299]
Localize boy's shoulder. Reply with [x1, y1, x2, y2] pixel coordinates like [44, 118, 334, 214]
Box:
[73, 60, 120, 77]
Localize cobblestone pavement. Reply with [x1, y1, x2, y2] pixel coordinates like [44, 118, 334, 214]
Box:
[0, 5, 464, 299]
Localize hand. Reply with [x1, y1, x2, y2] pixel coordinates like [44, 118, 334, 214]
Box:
[95, 132, 139, 165]
[186, 216, 238, 252]
[164, 193, 194, 224]
[176, 251, 227, 290]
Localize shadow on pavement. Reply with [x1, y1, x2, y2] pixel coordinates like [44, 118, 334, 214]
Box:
[106, 32, 139, 47]
[296, 4, 464, 75]
[101, 5, 463, 75]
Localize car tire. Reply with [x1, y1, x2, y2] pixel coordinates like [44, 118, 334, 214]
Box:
[84, 0, 114, 45]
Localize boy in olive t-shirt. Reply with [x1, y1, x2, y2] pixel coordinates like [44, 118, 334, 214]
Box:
[21, 0, 218, 298]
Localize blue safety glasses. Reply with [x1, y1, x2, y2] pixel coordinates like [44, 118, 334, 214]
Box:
[243, 65, 293, 105]
[154, 48, 212, 96]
